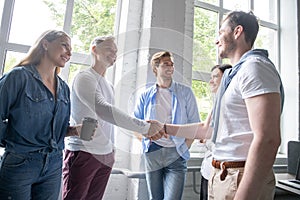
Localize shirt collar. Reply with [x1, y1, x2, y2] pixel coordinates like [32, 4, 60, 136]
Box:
[155, 80, 175, 92]
[22, 64, 43, 81]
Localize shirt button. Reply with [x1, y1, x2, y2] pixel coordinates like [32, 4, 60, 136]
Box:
[50, 98, 53, 101]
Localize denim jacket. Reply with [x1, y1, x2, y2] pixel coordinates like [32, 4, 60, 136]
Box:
[0, 65, 70, 153]
[134, 81, 200, 160]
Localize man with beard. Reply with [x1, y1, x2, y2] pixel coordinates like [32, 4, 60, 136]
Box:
[161, 11, 284, 200]
[211, 10, 284, 200]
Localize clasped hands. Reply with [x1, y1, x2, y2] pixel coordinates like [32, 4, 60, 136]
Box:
[145, 120, 168, 140]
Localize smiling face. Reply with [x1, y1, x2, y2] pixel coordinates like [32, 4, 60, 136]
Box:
[44, 35, 72, 68]
[155, 56, 174, 80]
[209, 68, 223, 93]
[216, 20, 236, 60]
[96, 39, 118, 67]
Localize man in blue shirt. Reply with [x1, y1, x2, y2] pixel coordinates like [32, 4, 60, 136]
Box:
[134, 51, 200, 200]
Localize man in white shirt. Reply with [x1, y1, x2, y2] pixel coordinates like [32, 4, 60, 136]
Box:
[207, 10, 284, 200]
[63, 36, 162, 200]
[162, 11, 284, 200]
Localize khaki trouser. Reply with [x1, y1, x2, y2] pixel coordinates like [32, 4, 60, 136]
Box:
[208, 167, 275, 200]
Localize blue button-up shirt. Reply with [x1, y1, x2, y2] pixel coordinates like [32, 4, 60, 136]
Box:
[134, 81, 200, 160]
[0, 65, 70, 153]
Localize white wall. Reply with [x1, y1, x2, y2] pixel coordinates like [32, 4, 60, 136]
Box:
[279, 0, 299, 154]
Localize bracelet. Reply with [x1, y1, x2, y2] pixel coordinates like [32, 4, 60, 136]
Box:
[164, 123, 167, 134]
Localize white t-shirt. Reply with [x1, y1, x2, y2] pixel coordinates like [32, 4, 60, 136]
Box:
[213, 57, 281, 161]
[65, 68, 150, 155]
[154, 87, 175, 147]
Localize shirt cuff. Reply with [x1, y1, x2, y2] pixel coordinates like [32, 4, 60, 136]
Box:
[141, 122, 151, 135]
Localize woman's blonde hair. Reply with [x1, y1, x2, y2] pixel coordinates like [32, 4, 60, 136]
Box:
[15, 30, 70, 74]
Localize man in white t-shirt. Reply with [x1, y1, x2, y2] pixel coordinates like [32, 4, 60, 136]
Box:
[209, 11, 284, 200]
[162, 11, 284, 200]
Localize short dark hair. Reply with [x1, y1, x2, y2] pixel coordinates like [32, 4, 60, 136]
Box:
[211, 64, 232, 73]
[223, 11, 259, 47]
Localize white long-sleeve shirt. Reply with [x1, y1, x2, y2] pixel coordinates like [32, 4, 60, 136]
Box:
[65, 67, 150, 155]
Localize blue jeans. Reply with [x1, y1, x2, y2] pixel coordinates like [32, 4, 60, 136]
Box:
[0, 150, 63, 200]
[144, 142, 187, 200]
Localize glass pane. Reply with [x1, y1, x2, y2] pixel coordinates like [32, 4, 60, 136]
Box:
[193, 8, 218, 73]
[254, 26, 278, 67]
[223, 0, 249, 11]
[9, 0, 64, 45]
[222, 58, 232, 66]
[199, 0, 219, 6]
[68, 63, 89, 84]
[3, 51, 26, 74]
[192, 80, 212, 121]
[254, 0, 277, 23]
[71, 0, 117, 53]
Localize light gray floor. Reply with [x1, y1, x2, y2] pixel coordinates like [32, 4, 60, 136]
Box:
[182, 186, 200, 200]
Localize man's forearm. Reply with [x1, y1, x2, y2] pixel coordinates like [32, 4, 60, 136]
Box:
[165, 122, 211, 139]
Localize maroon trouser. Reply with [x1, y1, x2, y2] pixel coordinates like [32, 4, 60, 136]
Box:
[62, 150, 115, 200]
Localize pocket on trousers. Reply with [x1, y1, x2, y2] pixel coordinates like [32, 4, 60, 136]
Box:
[209, 168, 241, 200]
[2, 152, 28, 167]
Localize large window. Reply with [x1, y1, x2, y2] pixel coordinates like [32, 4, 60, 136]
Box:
[9, 0, 62, 46]
[192, 0, 279, 120]
[0, 0, 116, 81]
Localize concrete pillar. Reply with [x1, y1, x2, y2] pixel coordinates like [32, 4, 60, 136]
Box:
[104, 0, 194, 199]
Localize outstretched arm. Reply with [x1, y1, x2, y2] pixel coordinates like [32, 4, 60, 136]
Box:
[143, 109, 214, 141]
[165, 121, 212, 140]
[73, 74, 161, 136]
[143, 109, 213, 141]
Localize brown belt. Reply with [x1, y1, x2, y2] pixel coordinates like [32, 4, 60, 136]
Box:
[212, 159, 246, 181]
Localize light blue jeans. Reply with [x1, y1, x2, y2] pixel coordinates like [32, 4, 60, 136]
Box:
[144, 142, 187, 200]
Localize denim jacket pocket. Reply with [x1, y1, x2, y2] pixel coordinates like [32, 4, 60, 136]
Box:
[25, 89, 50, 116]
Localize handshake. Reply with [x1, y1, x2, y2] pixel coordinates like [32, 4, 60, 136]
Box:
[145, 120, 168, 140]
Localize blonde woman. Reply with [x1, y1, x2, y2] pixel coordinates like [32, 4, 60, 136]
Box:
[0, 30, 77, 200]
